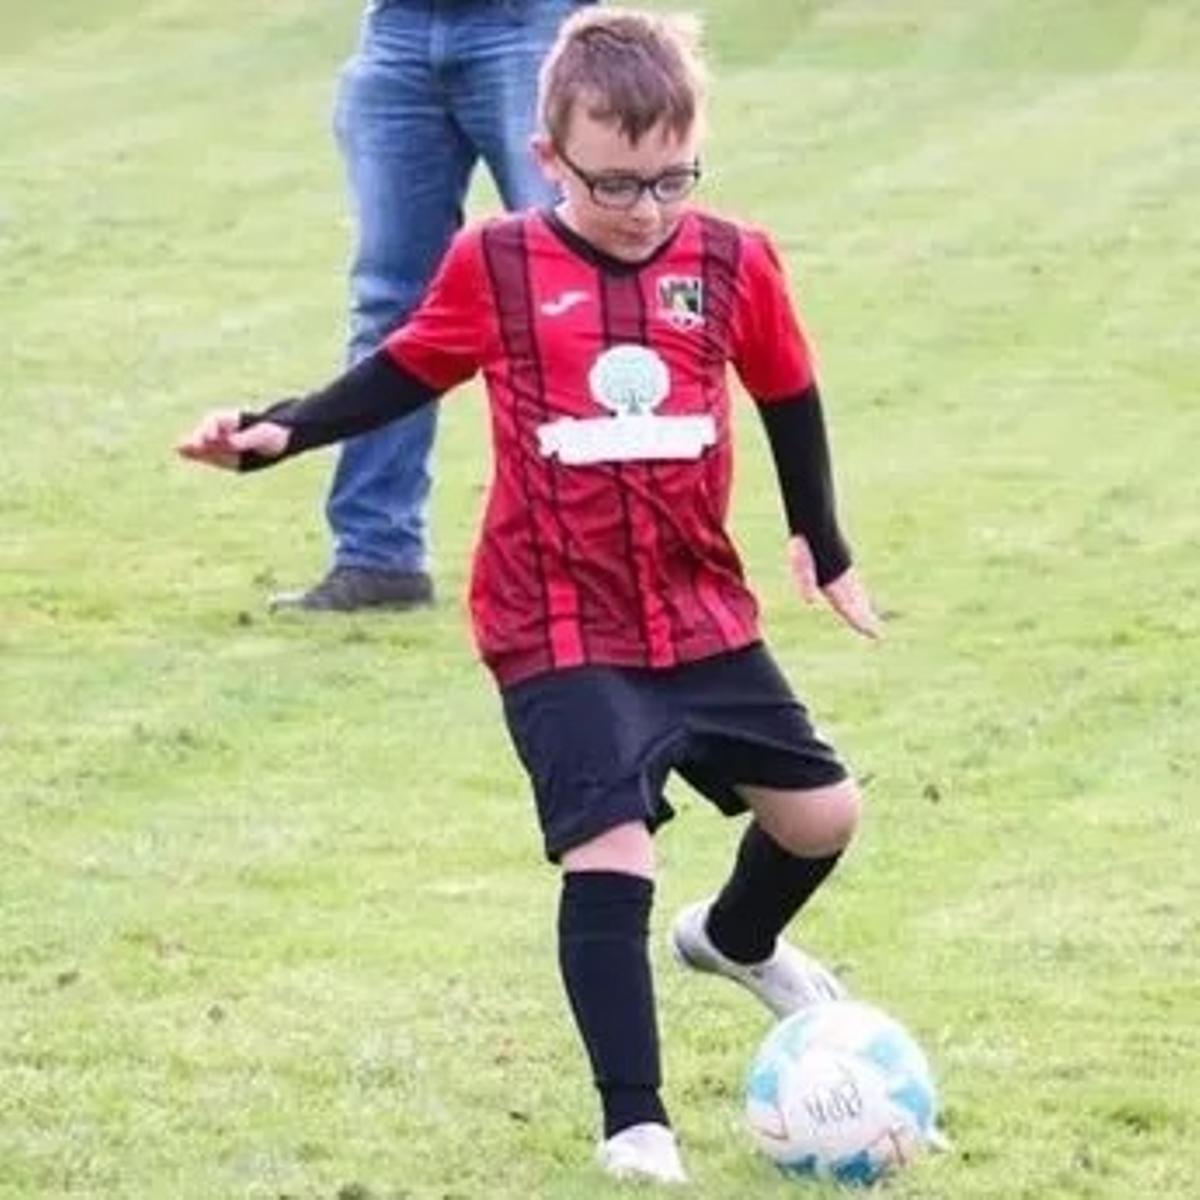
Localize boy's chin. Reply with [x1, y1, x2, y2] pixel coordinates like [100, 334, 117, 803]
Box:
[603, 226, 676, 262]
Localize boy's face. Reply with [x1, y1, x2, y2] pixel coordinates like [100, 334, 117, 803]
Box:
[535, 106, 701, 263]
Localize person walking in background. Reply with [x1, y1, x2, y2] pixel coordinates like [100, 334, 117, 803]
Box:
[273, 0, 595, 612]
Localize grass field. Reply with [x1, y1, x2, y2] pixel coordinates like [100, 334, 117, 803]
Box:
[2, 1, 1198, 1197]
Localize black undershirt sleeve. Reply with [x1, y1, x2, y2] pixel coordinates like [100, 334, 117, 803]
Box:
[756, 383, 852, 586]
[236, 348, 439, 471]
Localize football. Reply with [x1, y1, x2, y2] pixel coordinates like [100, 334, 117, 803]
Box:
[744, 1000, 939, 1186]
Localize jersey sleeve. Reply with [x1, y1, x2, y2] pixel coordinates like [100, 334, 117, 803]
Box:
[729, 228, 815, 402]
[383, 226, 490, 392]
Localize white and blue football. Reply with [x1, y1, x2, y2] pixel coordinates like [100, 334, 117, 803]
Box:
[745, 1000, 939, 1186]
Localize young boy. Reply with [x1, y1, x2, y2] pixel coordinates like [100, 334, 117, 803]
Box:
[178, 8, 879, 1185]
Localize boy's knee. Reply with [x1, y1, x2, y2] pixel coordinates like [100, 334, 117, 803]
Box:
[759, 777, 861, 858]
[824, 776, 862, 849]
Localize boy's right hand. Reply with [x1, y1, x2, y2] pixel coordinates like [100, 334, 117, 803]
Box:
[175, 410, 290, 471]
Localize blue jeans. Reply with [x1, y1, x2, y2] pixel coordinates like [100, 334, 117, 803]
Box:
[330, 0, 587, 574]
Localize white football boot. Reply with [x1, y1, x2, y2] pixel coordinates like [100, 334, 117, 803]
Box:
[670, 898, 846, 1017]
[597, 1122, 688, 1184]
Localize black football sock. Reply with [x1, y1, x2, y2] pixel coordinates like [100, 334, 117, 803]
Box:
[558, 870, 669, 1138]
[705, 823, 842, 965]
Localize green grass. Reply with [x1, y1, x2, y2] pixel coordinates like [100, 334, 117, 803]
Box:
[2, 1, 1198, 1197]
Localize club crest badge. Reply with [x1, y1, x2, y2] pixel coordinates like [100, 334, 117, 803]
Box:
[537, 344, 716, 465]
[656, 275, 704, 329]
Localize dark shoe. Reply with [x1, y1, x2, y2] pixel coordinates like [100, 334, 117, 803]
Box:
[268, 566, 434, 613]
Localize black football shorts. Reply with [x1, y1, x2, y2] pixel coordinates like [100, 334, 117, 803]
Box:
[500, 643, 849, 861]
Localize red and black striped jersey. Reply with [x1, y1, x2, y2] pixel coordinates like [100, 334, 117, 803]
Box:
[383, 207, 816, 686]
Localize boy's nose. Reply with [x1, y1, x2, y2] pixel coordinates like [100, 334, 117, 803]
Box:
[629, 187, 660, 217]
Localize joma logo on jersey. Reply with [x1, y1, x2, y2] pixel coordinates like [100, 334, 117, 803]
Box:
[656, 275, 704, 329]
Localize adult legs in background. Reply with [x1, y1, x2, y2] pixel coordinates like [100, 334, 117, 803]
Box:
[277, 0, 583, 612]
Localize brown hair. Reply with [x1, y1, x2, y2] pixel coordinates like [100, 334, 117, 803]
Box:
[538, 7, 706, 147]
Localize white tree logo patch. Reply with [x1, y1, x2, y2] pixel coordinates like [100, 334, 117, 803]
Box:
[538, 344, 716, 465]
[589, 345, 670, 416]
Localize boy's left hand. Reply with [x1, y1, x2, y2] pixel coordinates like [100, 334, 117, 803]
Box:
[788, 535, 882, 640]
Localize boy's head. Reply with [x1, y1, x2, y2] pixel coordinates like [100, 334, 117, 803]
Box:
[534, 8, 707, 262]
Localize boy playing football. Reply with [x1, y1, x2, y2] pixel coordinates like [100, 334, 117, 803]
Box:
[178, 7, 879, 1184]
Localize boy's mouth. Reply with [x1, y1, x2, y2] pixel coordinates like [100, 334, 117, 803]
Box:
[612, 231, 664, 258]
[618, 218, 668, 245]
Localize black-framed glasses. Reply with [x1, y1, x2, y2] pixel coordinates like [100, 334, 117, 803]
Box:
[555, 144, 702, 210]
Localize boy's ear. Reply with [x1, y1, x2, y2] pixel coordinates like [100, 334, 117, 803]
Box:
[531, 134, 563, 184]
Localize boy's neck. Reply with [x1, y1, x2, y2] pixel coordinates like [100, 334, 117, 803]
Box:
[546, 203, 688, 273]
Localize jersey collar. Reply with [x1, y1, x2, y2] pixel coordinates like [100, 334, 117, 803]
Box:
[540, 207, 690, 276]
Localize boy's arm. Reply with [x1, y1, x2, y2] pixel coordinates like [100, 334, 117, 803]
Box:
[757, 386, 879, 638]
[175, 349, 439, 472]
[756, 383, 850, 586]
[729, 230, 851, 581]
[759, 388, 880, 639]
[233, 218, 493, 468]
[236, 350, 439, 471]
[730, 227, 879, 637]
[177, 224, 489, 472]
